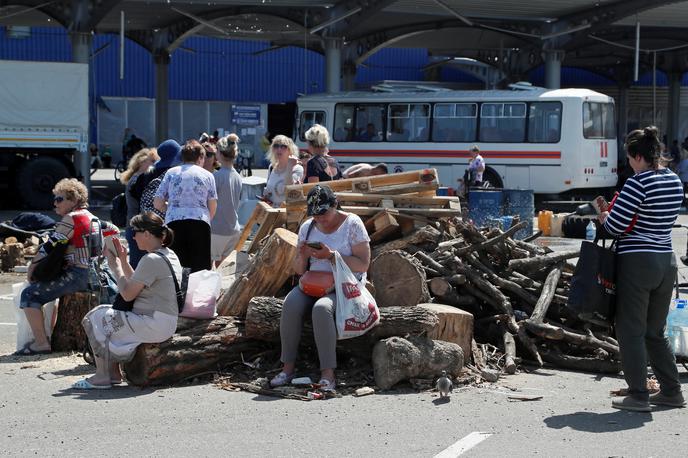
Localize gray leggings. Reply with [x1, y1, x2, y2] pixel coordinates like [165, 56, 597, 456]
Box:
[280, 286, 337, 370]
[615, 251, 681, 400]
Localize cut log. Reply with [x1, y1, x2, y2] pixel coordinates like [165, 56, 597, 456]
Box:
[372, 225, 440, 257]
[427, 278, 477, 309]
[364, 210, 401, 244]
[123, 316, 268, 386]
[369, 250, 430, 307]
[499, 322, 517, 374]
[217, 228, 298, 317]
[417, 303, 473, 359]
[372, 335, 464, 390]
[244, 296, 440, 343]
[508, 250, 580, 273]
[0, 242, 24, 271]
[539, 347, 621, 373]
[51, 292, 98, 352]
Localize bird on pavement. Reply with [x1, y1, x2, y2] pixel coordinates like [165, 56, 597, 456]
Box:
[436, 370, 453, 399]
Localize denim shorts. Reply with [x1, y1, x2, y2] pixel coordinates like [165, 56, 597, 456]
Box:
[20, 265, 90, 309]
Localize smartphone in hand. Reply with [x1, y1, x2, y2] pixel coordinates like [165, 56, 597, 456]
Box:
[306, 241, 323, 249]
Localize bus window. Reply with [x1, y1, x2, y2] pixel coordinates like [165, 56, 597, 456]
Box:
[480, 102, 526, 142]
[583, 102, 616, 139]
[528, 102, 562, 143]
[432, 103, 477, 142]
[299, 111, 326, 141]
[333, 104, 355, 141]
[387, 103, 430, 142]
[355, 104, 385, 142]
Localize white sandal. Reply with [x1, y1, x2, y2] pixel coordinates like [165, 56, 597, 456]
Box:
[270, 371, 294, 387]
[318, 378, 336, 392]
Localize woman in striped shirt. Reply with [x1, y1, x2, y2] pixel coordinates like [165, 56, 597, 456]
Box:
[599, 126, 685, 412]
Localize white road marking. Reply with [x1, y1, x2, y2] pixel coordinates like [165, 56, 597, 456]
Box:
[0, 322, 17, 326]
[433, 432, 492, 458]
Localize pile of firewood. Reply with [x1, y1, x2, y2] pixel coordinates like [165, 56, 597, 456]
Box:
[119, 169, 621, 390]
[401, 217, 621, 375]
[0, 236, 39, 272]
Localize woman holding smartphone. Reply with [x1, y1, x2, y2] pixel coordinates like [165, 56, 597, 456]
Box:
[270, 185, 370, 391]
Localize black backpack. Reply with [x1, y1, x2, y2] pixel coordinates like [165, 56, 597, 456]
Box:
[110, 193, 127, 227]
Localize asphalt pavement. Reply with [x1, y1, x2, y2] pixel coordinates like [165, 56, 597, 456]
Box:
[1, 171, 688, 456]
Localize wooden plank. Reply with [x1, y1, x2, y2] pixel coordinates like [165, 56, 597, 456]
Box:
[233, 204, 261, 252]
[341, 206, 461, 217]
[365, 210, 401, 244]
[247, 208, 284, 254]
[285, 168, 439, 202]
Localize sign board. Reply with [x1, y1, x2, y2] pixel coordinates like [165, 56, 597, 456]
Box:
[231, 104, 261, 126]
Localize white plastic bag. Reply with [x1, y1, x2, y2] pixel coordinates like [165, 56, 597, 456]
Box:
[333, 252, 380, 340]
[180, 270, 221, 319]
[13, 282, 57, 352]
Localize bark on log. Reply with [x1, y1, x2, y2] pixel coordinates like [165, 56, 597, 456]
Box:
[369, 250, 430, 307]
[508, 250, 580, 273]
[123, 316, 268, 386]
[244, 296, 440, 343]
[499, 322, 517, 374]
[523, 321, 620, 356]
[372, 225, 440, 257]
[217, 228, 298, 317]
[427, 278, 477, 309]
[527, 267, 562, 323]
[453, 221, 527, 257]
[417, 303, 473, 359]
[51, 292, 98, 352]
[539, 348, 621, 373]
[0, 243, 24, 271]
[372, 335, 464, 390]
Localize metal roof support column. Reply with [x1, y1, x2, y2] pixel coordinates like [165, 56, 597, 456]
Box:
[154, 52, 170, 144]
[617, 83, 630, 158]
[68, 31, 92, 190]
[342, 60, 357, 91]
[325, 38, 342, 93]
[543, 50, 564, 89]
[667, 71, 682, 146]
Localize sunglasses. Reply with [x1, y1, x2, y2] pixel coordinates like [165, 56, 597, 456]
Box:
[53, 196, 65, 203]
[132, 228, 146, 234]
[273, 144, 288, 150]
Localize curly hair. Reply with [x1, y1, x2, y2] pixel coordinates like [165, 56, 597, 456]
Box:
[266, 135, 299, 167]
[217, 133, 240, 161]
[120, 148, 159, 184]
[53, 178, 88, 208]
[181, 139, 205, 163]
[304, 124, 330, 149]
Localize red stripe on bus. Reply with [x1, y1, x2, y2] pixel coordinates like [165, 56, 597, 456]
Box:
[326, 149, 561, 159]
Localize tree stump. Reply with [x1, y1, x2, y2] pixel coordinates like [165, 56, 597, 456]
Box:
[0, 242, 24, 272]
[369, 250, 430, 307]
[51, 292, 98, 352]
[217, 228, 298, 317]
[417, 303, 473, 359]
[123, 316, 268, 386]
[372, 335, 464, 390]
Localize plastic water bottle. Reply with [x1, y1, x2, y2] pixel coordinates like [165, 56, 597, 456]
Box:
[585, 221, 597, 241]
[667, 299, 688, 356]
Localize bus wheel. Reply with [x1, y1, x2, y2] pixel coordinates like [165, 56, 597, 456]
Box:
[17, 157, 70, 209]
[482, 168, 503, 188]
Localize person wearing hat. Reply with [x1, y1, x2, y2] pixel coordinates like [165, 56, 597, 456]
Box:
[270, 184, 371, 391]
[133, 139, 183, 220]
[468, 145, 485, 187]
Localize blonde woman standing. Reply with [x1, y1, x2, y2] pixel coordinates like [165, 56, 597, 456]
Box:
[121, 148, 159, 267]
[263, 135, 304, 207]
[304, 124, 342, 183]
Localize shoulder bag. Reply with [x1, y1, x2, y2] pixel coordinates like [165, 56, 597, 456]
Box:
[298, 220, 335, 298]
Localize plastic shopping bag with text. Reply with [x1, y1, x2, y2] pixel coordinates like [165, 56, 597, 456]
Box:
[333, 252, 379, 340]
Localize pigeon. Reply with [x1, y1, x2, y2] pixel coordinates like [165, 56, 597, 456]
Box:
[436, 370, 453, 398]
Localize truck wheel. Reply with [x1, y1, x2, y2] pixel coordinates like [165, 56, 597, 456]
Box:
[17, 157, 71, 209]
[483, 168, 503, 189]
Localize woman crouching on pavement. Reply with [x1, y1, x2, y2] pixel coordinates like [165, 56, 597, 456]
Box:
[73, 212, 182, 390]
[270, 185, 371, 391]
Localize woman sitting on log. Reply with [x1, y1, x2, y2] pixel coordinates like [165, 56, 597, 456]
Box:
[17, 179, 98, 356]
[73, 212, 182, 390]
[271, 185, 371, 391]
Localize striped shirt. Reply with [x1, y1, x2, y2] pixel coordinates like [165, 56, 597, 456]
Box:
[603, 169, 683, 254]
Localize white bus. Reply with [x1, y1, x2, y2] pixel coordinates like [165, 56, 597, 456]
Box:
[294, 85, 618, 197]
